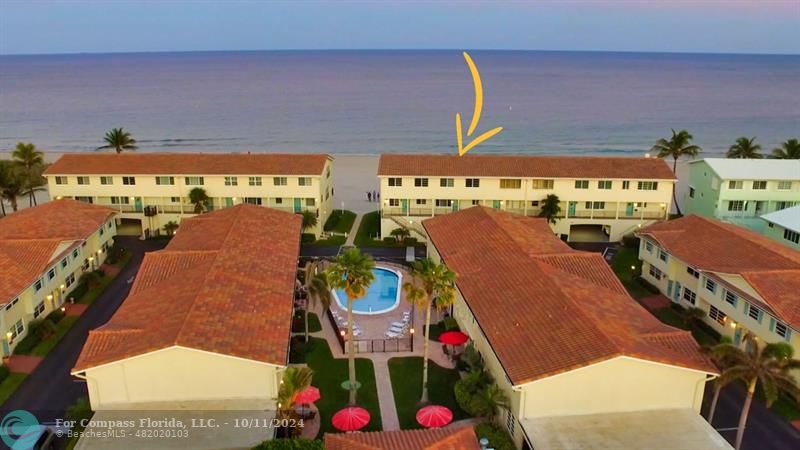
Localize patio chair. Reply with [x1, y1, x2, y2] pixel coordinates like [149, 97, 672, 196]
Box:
[352, 329, 363, 337]
[388, 325, 406, 334]
[385, 330, 401, 338]
[390, 321, 407, 328]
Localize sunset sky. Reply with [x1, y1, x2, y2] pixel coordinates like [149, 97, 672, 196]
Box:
[1, 0, 798, 55]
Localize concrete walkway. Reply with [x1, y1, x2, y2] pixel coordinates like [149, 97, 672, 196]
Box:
[344, 213, 363, 247]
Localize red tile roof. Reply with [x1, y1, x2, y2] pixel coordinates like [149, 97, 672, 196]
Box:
[423, 206, 715, 385]
[378, 154, 676, 180]
[640, 215, 800, 328]
[323, 425, 480, 450]
[0, 200, 116, 301]
[45, 152, 332, 175]
[73, 204, 301, 372]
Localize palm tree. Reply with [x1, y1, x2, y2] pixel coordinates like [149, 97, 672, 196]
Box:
[710, 333, 800, 450]
[188, 187, 210, 214]
[478, 384, 510, 421]
[163, 221, 179, 236]
[772, 138, 800, 159]
[651, 129, 702, 215]
[706, 337, 741, 424]
[402, 258, 457, 403]
[277, 366, 313, 435]
[303, 261, 331, 342]
[0, 161, 14, 216]
[0, 161, 24, 213]
[390, 227, 411, 245]
[97, 128, 138, 153]
[12, 142, 44, 207]
[325, 248, 375, 405]
[300, 210, 318, 232]
[727, 137, 763, 159]
[538, 194, 561, 225]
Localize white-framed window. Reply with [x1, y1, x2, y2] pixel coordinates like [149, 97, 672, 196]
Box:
[273, 177, 288, 186]
[748, 304, 762, 322]
[298, 177, 312, 186]
[77, 176, 90, 185]
[709, 306, 726, 325]
[724, 290, 737, 306]
[530, 200, 539, 207]
[5, 298, 19, 311]
[648, 264, 663, 280]
[60, 257, 68, 268]
[645, 241, 653, 253]
[9, 319, 24, 341]
[728, 180, 743, 190]
[637, 181, 658, 191]
[185, 176, 204, 186]
[122, 176, 136, 185]
[34, 279, 43, 292]
[414, 178, 429, 187]
[244, 197, 262, 205]
[471, 200, 480, 206]
[155, 176, 174, 185]
[415, 199, 427, 205]
[224, 176, 238, 186]
[598, 180, 612, 189]
[306, 198, 316, 206]
[249, 176, 262, 186]
[72, 248, 79, 258]
[65, 272, 76, 288]
[110, 196, 130, 205]
[752, 180, 767, 190]
[775, 322, 789, 338]
[784, 229, 800, 244]
[435, 199, 453, 207]
[584, 201, 605, 210]
[47, 267, 56, 280]
[440, 178, 454, 187]
[686, 267, 700, 278]
[777, 180, 792, 190]
[33, 301, 46, 319]
[54, 176, 68, 185]
[727, 200, 745, 212]
[388, 177, 402, 187]
[622, 180, 630, 190]
[574, 180, 589, 189]
[275, 198, 283, 204]
[683, 288, 697, 305]
[689, 187, 695, 198]
[388, 199, 400, 207]
[658, 249, 669, 263]
[500, 179, 522, 189]
[531, 179, 554, 189]
[100, 176, 113, 185]
[705, 278, 717, 293]
[169, 196, 181, 203]
[465, 178, 480, 188]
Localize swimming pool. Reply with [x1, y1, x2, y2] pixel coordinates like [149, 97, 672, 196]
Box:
[333, 267, 402, 315]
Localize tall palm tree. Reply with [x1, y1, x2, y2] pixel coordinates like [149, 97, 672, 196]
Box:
[390, 227, 411, 245]
[706, 337, 741, 424]
[303, 261, 331, 342]
[772, 138, 800, 159]
[402, 258, 457, 403]
[0, 161, 13, 216]
[711, 334, 800, 450]
[479, 384, 510, 421]
[651, 129, 702, 215]
[300, 210, 318, 233]
[0, 161, 24, 213]
[188, 187, 210, 214]
[12, 142, 44, 207]
[538, 194, 562, 225]
[326, 248, 375, 405]
[163, 221, 179, 236]
[97, 128, 138, 153]
[727, 136, 763, 159]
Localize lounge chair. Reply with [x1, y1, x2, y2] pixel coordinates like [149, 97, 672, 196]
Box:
[388, 325, 405, 334]
[385, 330, 401, 338]
[390, 321, 407, 328]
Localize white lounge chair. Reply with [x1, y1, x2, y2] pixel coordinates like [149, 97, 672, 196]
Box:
[390, 321, 408, 328]
[385, 330, 401, 338]
[388, 325, 405, 334]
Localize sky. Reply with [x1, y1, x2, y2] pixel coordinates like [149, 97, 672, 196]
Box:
[1, 1, 798, 55]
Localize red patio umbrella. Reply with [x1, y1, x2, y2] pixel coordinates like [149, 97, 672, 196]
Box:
[331, 407, 370, 432]
[416, 405, 453, 428]
[439, 331, 469, 346]
[295, 386, 320, 404]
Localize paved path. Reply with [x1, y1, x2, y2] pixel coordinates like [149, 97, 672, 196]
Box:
[371, 355, 401, 430]
[344, 213, 363, 246]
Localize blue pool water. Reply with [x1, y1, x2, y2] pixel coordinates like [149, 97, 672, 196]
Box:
[334, 268, 401, 314]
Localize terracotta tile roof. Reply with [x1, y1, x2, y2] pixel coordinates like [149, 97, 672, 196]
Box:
[45, 152, 332, 175]
[73, 204, 302, 372]
[640, 215, 800, 328]
[378, 154, 676, 180]
[0, 199, 116, 301]
[423, 206, 715, 385]
[323, 425, 480, 450]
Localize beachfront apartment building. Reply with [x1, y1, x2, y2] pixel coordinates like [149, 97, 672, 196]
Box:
[377, 154, 676, 243]
[760, 205, 800, 251]
[683, 158, 800, 233]
[423, 207, 728, 450]
[44, 152, 334, 238]
[0, 200, 116, 356]
[639, 215, 800, 375]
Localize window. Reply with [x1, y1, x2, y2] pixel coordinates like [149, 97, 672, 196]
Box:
[705, 278, 717, 293]
[784, 229, 800, 244]
[244, 197, 262, 205]
[306, 198, 316, 206]
[645, 241, 653, 253]
[100, 176, 113, 185]
[415, 199, 427, 205]
[683, 288, 697, 305]
[574, 180, 589, 189]
[689, 187, 695, 198]
[47, 268, 56, 280]
[748, 304, 762, 322]
[298, 177, 312, 186]
[686, 267, 700, 279]
[752, 180, 767, 190]
[585, 201, 605, 210]
[33, 302, 45, 319]
[775, 322, 789, 339]
[728, 180, 743, 190]
[465, 178, 480, 188]
[500, 179, 521, 189]
[275, 198, 283, 204]
[471, 200, 480, 206]
[155, 176, 174, 185]
[60, 257, 68, 269]
[122, 176, 136, 185]
[34, 279, 43, 292]
[506, 409, 515, 436]
[185, 176, 204, 186]
[776, 201, 794, 211]
[709, 306, 727, 325]
[388, 199, 400, 207]
[248, 176, 262, 186]
[54, 176, 68, 185]
[8, 319, 24, 341]
[598, 180, 612, 190]
[110, 196, 130, 205]
[414, 178, 429, 187]
[439, 178, 454, 187]
[77, 176, 90, 185]
[74, 196, 93, 204]
[724, 290, 738, 306]
[777, 180, 792, 190]
[5, 298, 19, 311]
[167, 197, 180, 203]
[72, 248, 79, 258]
[388, 177, 402, 187]
[531, 179, 554, 189]
[530, 200, 539, 207]
[273, 177, 288, 186]
[727, 200, 745, 212]
[326, 167, 331, 178]
[622, 180, 630, 190]
[658, 249, 669, 263]
[224, 176, 238, 186]
[435, 199, 453, 207]
[65, 272, 75, 288]
[637, 181, 658, 191]
[648, 264, 663, 280]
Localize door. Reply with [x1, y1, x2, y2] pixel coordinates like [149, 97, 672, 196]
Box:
[755, 201, 765, 215]
[625, 202, 634, 217]
[667, 280, 674, 297]
[134, 197, 142, 212]
[401, 199, 409, 214]
[452, 200, 460, 212]
[568, 201, 577, 217]
[224, 197, 234, 208]
[672, 282, 682, 303]
[493, 200, 501, 209]
[734, 327, 743, 346]
[294, 198, 302, 213]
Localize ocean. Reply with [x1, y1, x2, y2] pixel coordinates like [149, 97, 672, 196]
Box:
[0, 50, 798, 156]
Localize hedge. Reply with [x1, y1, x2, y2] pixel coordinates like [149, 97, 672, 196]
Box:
[474, 423, 516, 450]
[252, 439, 323, 450]
[0, 365, 9, 384]
[301, 233, 316, 244]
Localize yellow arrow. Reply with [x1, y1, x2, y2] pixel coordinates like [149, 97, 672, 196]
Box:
[456, 51, 503, 156]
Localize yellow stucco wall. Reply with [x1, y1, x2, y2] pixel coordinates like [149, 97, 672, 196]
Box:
[80, 347, 282, 411]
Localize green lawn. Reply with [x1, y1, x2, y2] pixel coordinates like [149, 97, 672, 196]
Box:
[387, 356, 468, 429]
[0, 373, 28, 405]
[30, 316, 80, 356]
[324, 210, 357, 234]
[307, 235, 346, 247]
[354, 211, 422, 248]
[295, 338, 382, 436]
[292, 312, 322, 333]
[609, 247, 651, 299]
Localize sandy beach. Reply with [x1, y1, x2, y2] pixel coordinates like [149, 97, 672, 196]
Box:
[0, 151, 690, 216]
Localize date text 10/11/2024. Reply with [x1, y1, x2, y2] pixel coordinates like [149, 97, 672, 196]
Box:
[54, 417, 305, 430]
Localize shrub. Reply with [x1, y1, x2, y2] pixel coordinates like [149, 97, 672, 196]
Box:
[621, 234, 640, 249]
[474, 423, 516, 450]
[104, 244, 126, 264]
[252, 439, 323, 450]
[300, 233, 316, 244]
[0, 365, 10, 383]
[47, 309, 66, 324]
[382, 237, 397, 244]
[68, 282, 88, 302]
[442, 317, 459, 331]
[79, 272, 101, 288]
[461, 343, 484, 372]
[31, 319, 56, 340]
[93, 268, 105, 277]
[404, 237, 418, 246]
[12, 332, 41, 355]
